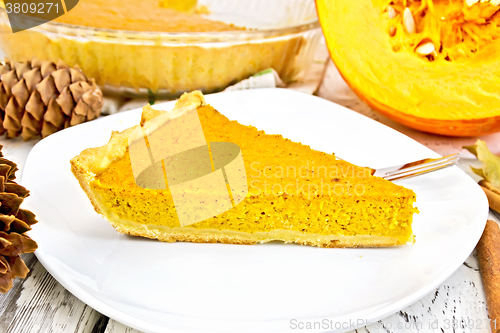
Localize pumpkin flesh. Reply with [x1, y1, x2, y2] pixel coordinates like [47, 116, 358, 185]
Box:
[316, 0, 500, 136]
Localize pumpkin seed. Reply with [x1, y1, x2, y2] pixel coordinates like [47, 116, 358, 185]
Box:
[403, 8, 416, 34]
[415, 42, 435, 55]
[387, 5, 396, 19]
[389, 26, 396, 36]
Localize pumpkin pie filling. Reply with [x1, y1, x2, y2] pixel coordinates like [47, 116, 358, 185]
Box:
[0, 0, 309, 95]
[71, 91, 418, 247]
[53, 0, 243, 32]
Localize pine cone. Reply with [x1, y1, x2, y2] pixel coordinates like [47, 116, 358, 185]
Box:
[0, 58, 103, 141]
[0, 145, 38, 293]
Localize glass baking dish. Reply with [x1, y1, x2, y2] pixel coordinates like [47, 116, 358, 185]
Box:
[0, 0, 322, 98]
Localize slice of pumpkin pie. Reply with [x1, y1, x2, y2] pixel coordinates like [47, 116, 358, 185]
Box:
[70, 91, 418, 248]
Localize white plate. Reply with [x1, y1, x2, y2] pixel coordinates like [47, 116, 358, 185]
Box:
[22, 89, 488, 333]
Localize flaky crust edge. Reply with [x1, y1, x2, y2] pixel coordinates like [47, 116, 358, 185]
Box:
[70, 91, 206, 216]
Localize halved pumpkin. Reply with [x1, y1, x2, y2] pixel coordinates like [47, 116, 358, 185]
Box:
[316, 0, 500, 137]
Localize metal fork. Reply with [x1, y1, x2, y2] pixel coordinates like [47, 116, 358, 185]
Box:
[372, 153, 461, 181]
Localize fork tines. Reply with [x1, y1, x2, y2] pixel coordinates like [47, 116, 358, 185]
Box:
[383, 153, 461, 181]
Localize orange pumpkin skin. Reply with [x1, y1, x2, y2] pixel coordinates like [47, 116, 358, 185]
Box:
[316, 0, 500, 137]
[347, 75, 500, 137]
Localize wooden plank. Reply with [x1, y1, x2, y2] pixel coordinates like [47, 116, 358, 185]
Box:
[0, 253, 107, 333]
[104, 320, 143, 333]
[357, 252, 489, 333]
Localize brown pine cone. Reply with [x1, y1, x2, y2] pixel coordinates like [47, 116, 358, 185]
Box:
[0, 145, 38, 293]
[0, 58, 103, 141]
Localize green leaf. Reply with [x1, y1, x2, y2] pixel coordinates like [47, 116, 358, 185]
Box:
[465, 140, 500, 189]
[470, 166, 485, 179]
[147, 89, 156, 105]
[463, 144, 477, 157]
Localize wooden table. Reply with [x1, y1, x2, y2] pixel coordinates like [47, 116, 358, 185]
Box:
[0, 60, 499, 333]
